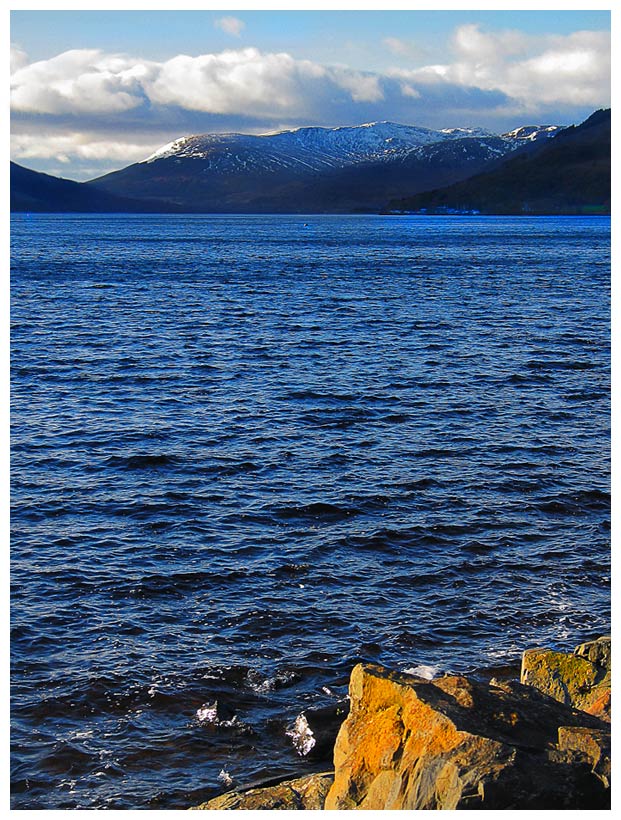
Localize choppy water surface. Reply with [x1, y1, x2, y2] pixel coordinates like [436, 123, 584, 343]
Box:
[11, 214, 610, 808]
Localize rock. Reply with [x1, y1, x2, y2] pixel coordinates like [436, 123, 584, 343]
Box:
[521, 636, 611, 722]
[325, 663, 610, 810]
[191, 772, 333, 810]
[557, 726, 611, 788]
[574, 635, 611, 669]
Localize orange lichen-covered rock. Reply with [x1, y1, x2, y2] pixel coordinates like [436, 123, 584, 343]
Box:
[325, 663, 610, 810]
[521, 636, 611, 722]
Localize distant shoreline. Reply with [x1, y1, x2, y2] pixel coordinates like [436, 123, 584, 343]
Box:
[9, 209, 612, 217]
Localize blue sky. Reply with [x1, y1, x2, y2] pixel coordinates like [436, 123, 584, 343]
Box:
[11, 10, 610, 68]
[10, 8, 611, 180]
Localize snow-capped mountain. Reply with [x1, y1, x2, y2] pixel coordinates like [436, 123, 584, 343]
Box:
[502, 125, 564, 142]
[143, 122, 477, 170]
[88, 120, 564, 213]
[141, 121, 560, 175]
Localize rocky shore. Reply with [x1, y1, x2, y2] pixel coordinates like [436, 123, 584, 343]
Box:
[191, 636, 611, 810]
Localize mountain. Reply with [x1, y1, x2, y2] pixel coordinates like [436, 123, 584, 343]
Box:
[10, 161, 176, 213]
[388, 109, 610, 216]
[84, 121, 562, 214]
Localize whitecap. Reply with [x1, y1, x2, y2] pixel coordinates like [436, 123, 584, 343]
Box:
[402, 664, 442, 680]
[218, 768, 233, 787]
[286, 713, 316, 756]
[196, 701, 238, 727]
[246, 669, 297, 694]
[196, 702, 219, 724]
[72, 729, 94, 740]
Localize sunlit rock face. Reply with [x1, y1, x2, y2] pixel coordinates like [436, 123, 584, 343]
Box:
[325, 662, 610, 810]
[521, 636, 611, 722]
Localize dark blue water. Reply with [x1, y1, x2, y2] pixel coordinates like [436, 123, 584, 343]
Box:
[11, 214, 610, 809]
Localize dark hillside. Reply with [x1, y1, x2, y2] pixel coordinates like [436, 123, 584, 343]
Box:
[388, 109, 610, 215]
[10, 162, 174, 213]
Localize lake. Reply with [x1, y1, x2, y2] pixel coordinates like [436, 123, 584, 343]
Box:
[10, 213, 610, 808]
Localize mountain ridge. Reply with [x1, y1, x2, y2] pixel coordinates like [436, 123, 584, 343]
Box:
[11, 115, 608, 215]
[84, 120, 562, 213]
[140, 121, 510, 171]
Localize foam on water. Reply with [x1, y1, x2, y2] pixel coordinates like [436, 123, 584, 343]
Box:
[402, 664, 443, 680]
[196, 702, 239, 728]
[218, 769, 233, 786]
[286, 714, 316, 756]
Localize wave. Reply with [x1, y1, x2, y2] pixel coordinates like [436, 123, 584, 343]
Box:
[271, 501, 358, 522]
[105, 454, 178, 470]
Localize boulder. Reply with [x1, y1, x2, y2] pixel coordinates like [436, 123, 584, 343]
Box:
[574, 635, 611, 668]
[557, 726, 610, 788]
[325, 663, 610, 810]
[521, 636, 611, 722]
[191, 772, 333, 810]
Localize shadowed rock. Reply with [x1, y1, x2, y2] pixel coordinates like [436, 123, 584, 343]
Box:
[191, 772, 333, 810]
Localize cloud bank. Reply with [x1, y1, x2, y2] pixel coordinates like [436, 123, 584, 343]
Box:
[409, 25, 610, 111]
[10, 24, 610, 180]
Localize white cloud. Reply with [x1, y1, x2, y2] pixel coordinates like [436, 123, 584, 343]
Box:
[332, 69, 384, 103]
[9, 24, 610, 180]
[214, 16, 245, 38]
[11, 49, 150, 114]
[400, 84, 421, 99]
[416, 25, 611, 112]
[11, 28, 609, 124]
[10, 45, 387, 119]
[12, 130, 159, 164]
[148, 48, 324, 115]
[11, 44, 29, 73]
[383, 37, 410, 56]
[506, 31, 611, 107]
[382, 36, 431, 64]
[452, 23, 529, 62]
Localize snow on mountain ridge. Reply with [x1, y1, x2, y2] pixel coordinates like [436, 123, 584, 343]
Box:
[141, 121, 563, 175]
[502, 125, 564, 141]
[144, 136, 192, 162]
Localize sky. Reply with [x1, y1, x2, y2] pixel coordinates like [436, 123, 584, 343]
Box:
[9, 5, 612, 181]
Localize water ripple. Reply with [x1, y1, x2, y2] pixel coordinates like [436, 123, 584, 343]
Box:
[11, 213, 610, 809]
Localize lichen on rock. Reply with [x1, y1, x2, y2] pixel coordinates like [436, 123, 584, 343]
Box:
[189, 637, 611, 811]
[520, 635, 611, 722]
[325, 662, 610, 810]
